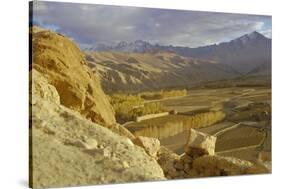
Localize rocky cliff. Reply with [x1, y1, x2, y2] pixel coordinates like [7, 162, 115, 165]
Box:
[30, 65, 165, 188]
[31, 28, 116, 126]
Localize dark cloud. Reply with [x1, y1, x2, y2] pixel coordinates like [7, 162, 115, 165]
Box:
[32, 1, 272, 47]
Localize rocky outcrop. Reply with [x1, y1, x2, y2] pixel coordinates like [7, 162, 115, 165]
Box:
[189, 155, 269, 177]
[156, 129, 270, 179]
[133, 136, 160, 157]
[30, 69, 60, 104]
[30, 81, 165, 188]
[31, 29, 116, 126]
[157, 146, 182, 179]
[184, 129, 217, 157]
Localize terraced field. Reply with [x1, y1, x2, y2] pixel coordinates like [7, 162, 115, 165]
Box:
[125, 85, 271, 162]
[215, 125, 265, 151]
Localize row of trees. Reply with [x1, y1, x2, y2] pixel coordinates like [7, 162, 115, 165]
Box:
[109, 93, 164, 123]
[140, 89, 187, 100]
[109, 89, 188, 123]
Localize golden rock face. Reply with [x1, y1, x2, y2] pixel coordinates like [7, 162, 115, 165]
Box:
[30, 69, 60, 104]
[31, 29, 116, 126]
[31, 90, 165, 188]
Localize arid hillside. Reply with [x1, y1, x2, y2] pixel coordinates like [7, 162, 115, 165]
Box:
[85, 51, 240, 93]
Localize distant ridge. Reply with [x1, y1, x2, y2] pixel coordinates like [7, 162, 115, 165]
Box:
[85, 31, 271, 74]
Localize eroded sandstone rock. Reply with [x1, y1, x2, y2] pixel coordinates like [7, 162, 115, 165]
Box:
[185, 128, 217, 157]
[133, 136, 160, 157]
[31, 95, 165, 188]
[30, 69, 60, 104]
[30, 60, 165, 187]
[156, 146, 180, 178]
[32, 29, 116, 126]
[31, 29, 136, 139]
[190, 155, 269, 177]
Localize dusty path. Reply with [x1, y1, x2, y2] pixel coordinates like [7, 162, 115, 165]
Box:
[213, 123, 241, 137]
[216, 145, 259, 155]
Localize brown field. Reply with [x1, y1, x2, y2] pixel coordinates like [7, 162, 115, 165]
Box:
[125, 82, 271, 162]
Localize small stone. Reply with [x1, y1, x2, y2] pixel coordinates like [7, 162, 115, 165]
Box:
[81, 135, 88, 142]
[178, 170, 185, 177]
[181, 154, 193, 164]
[103, 148, 111, 158]
[166, 175, 172, 179]
[43, 127, 56, 135]
[174, 161, 184, 170]
[84, 148, 111, 158]
[183, 173, 190, 178]
[122, 161, 130, 169]
[41, 120, 47, 127]
[168, 169, 178, 178]
[133, 136, 160, 157]
[183, 163, 191, 173]
[83, 138, 98, 150]
[125, 138, 134, 147]
[65, 139, 97, 149]
[71, 140, 85, 148]
[100, 176, 105, 182]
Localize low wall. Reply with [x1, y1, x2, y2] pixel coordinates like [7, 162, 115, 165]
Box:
[135, 112, 170, 122]
[127, 111, 226, 140]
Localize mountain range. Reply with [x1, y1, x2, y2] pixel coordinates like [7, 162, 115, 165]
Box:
[85, 31, 271, 74]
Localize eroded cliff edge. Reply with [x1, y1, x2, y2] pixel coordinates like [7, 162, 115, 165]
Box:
[30, 28, 165, 188]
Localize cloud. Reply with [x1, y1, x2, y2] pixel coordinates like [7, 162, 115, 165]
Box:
[32, 1, 272, 47]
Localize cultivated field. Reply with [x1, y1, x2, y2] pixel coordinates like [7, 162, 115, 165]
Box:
[125, 83, 271, 162]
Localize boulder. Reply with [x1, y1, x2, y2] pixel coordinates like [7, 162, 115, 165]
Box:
[257, 151, 272, 172]
[133, 136, 160, 157]
[185, 129, 217, 157]
[31, 29, 116, 126]
[156, 146, 180, 178]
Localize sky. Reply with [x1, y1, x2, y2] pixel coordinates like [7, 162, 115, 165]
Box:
[32, 1, 272, 48]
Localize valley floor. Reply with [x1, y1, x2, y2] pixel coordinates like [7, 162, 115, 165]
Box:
[126, 86, 271, 162]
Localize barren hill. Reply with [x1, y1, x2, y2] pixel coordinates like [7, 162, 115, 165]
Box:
[85, 51, 240, 93]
